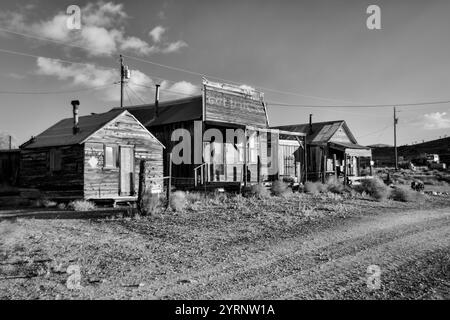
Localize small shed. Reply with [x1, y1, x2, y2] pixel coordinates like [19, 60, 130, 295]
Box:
[273, 119, 372, 182]
[19, 104, 164, 201]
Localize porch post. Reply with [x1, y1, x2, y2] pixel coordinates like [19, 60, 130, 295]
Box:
[304, 136, 308, 183]
[333, 153, 337, 179]
[343, 153, 347, 186]
[243, 127, 247, 187]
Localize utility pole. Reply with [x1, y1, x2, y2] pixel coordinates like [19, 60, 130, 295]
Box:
[120, 54, 124, 108]
[9, 135, 12, 150]
[394, 107, 398, 171]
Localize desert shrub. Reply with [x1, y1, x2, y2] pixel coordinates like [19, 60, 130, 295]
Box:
[389, 187, 415, 202]
[325, 177, 345, 194]
[270, 180, 289, 196]
[138, 192, 161, 216]
[169, 191, 187, 212]
[185, 192, 203, 204]
[357, 177, 390, 201]
[68, 200, 96, 212]
[304, 181, 326, 194]
[57, 203, 67, 210]
[245, 184, 270, 199]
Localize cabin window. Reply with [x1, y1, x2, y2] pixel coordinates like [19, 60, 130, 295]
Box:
[49, 149, 62, 172]
[104, 145, 118, 168]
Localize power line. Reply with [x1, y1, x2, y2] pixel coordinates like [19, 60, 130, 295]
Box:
[124, 85, 133, 106]
[0, 27, 358, 104]
[267, 99, 450, 108]
[129, 81, 200, 98]
[3, 28, 450, 109]
[126, 84, 147, 104]
[122, 54, 355, 104]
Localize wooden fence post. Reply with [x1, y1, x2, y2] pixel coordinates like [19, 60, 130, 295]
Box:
[137, 159, 147, 215]
[166, 153, 172, 208]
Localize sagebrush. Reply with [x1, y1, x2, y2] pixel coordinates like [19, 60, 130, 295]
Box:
[357, 177, 390, 201]
[271, 180, 289, 196]
[170, 191, 187, 212]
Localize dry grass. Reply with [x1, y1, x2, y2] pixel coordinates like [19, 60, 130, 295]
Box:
[245, 184, 270, 199]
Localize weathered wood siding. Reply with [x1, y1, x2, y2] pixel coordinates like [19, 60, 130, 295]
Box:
[148, 121, 198, 188]
[19, 145, 84, 198]
[204, 86, 268, 127]
[0, 150, 20, 186]
[84, 112, 164, 199]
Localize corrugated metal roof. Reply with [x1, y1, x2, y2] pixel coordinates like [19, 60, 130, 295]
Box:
[22, 110, 125, 149]
[272, 120, 357, 145]
[329, 141, 370, 150]
[111, 95, 203, 127]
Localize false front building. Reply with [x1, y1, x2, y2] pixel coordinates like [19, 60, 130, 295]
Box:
[117, 79, 306, 190]
[273, 119, 372, 183]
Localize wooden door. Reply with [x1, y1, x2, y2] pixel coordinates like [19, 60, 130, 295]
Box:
[120, 146, 134, 196]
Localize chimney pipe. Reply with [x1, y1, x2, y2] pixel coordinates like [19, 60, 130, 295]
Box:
[71, 100, 80, 135]
[309, 114, 313, 134]
[155, 84, 160, 118]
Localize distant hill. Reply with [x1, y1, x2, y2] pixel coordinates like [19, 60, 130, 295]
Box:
[368, 144, 392, 148]
[372, 137, 450, 166]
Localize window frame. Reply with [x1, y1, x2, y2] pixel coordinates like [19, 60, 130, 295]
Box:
[103, 144, 118, 169]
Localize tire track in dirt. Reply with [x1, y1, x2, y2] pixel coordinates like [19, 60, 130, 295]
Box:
[233, 224, 450, 299]
[156, 209, 450, 299]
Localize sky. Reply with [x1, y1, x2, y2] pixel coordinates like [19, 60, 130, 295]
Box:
[0, 0, 450, 147]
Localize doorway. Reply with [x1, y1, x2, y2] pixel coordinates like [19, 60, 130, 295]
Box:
[120, 146, 134, 196]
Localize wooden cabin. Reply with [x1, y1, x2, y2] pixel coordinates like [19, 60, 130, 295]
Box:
[273, 119, 372, 183]
[19, 105, 164, 201]
[117, 79, 305, 190]
[0, 149, 20, 186]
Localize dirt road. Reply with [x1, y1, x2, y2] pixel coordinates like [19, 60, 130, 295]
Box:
[1, 204, 449, 299]
[156, 208, 450, 299]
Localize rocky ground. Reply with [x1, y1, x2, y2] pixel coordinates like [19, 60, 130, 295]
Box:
[0, 192, 449, 300]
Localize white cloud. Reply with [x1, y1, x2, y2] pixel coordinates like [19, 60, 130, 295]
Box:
[165, 81, 199, 95]
[34, 57, 198, 102]
[423, 112, 450, 130]
[161, 40, 188, 53]
[36, 57, 152, 101]
[0, 2, 187, 56]
[149, 26, 165, 43]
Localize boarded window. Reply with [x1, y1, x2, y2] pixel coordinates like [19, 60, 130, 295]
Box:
[49, 149, 62, 172]
[104, 145, 118, 168]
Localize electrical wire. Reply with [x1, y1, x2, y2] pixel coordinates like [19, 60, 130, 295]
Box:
[0, 27, 361, 104]
[2, 27, 450, 109]
[124, 85, 133, 106]
[125, 84, 147, 104]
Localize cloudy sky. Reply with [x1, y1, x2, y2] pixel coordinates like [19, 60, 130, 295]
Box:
[1, 0, 450, 146]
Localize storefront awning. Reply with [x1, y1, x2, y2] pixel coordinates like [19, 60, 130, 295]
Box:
[329, 142, 372, 157]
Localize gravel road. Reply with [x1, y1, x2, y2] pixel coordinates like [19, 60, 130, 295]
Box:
[157, 208, 450, 299]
